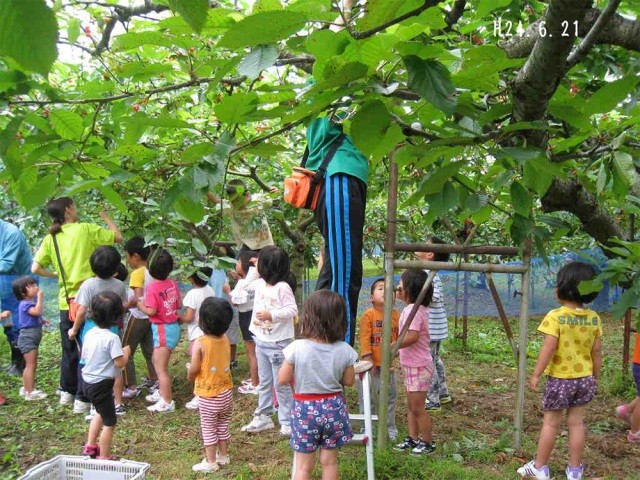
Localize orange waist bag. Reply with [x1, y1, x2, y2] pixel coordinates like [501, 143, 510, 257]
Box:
[283, 133, 345, 211]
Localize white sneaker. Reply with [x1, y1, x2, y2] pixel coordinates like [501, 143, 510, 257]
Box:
[216, 454, 230, 466]
[238, 384, 259, 395]
[147, 399, 175, 413]
[145, 390, 160, 403]
[517, 460, 551, 480]
[280, 424, 292, 436]
[19, 387, 26, 397]
[73, 399, 91, 414]
[122, 386, 140, 399]
[185, 396, 200, 410]
[192, 459, 219, 472]
[24, 389, 48, 401]
[59, 391, 74, 405]
[85, 406, 97, 421]
[241, 414, 274, 433]
[115, 404, 126, 416]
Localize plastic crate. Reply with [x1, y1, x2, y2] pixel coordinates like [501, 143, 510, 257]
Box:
[18, 455, 150, 480]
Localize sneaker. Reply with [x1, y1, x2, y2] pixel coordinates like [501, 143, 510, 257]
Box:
[411, 440, 436, 455]
[145, 390, 161, 403]
[73, 399, 91, 414]
[185, 396, 200, 410]
[192, 459, 219, 472]
[426, 400, 441, 412]
[139, 377, 156, 389]
[19, 387, 26, 397]
[59, 391, 74, 405]
[565, 463, 584, 480]
[122, 386, 140, 399]
[241, 378, 253, 386]
[115, 404, 126, 416]
[241, 414, 275, 433]
[85, 406, 97, 421]
[628, 429, 640, 443]
[216, 454, 230, 466]
[55, 387, 63, 396]
[440, 395, 452, 404]
[24, 390, 48, 401]
[148, 381, 159, 393]
[82, 444, 100, 459]
[388, 427, 399, 441]
[394, 436, 418, 451]
[280, 424, 292, 436]
[517, 460, 551, 480]
[238, 384, 259, 395]
[616, 405, 631, 425]
[147, 399, 175, 413]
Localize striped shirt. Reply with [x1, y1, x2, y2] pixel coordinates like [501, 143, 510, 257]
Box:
[427, 272, 448, 341]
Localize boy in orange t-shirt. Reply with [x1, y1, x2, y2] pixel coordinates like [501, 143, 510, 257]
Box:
[358, 278, 400, 440]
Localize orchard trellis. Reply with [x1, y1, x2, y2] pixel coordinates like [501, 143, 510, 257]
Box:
[376, 158, 532, 450]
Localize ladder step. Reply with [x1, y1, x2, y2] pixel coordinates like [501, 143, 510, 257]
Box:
[348, 434, 369, 446]
[349, 414, 378, 422]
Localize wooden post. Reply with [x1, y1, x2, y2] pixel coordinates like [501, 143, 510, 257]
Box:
[486, 272, 518, 362]
[623, 309, 632, 373]
[514, 241, 532, 449]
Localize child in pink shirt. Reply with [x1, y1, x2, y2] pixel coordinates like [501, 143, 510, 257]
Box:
[137, 249, 182, 413]
[393, 268, 435, 456]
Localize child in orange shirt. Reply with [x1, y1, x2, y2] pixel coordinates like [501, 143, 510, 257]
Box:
[358, 278, 400, 440]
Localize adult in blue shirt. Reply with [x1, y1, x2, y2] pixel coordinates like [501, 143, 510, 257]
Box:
[0, 219, 33, 376]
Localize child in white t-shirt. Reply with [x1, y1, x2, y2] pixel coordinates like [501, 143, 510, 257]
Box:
[180, 266, 215, 410]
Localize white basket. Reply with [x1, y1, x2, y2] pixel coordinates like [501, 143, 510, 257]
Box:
[18, 455, 150, 480]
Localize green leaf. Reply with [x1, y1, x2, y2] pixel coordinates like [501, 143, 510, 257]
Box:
[67, 18, 81, 45]
[215, 93, 259, 125]
[523, 157, 555, 196]
[350, 100, 391, 156]
[613, 151, 637, 187]
[168, 0, 209, 33]
[596, 164, 607, 195]
[182, 143, 215, 164]
[112, 32, 175, 52]
[252, 0, 282, 13]
[121, 113, 192, 129]
[49, 110, 84, 140]
[175, 194, 206, 223]
[510, 181, 531, 217]
[474, 0, 511, 19]
[357, 0, 423, 31]
[238, 45, 279, 81]
[584, 76, 640, 115]
[612, 288, 640, 320]
[0, 0, 58, 75]
[421, 161, 465, 195]
[99, 185, 128, 213]
[192, 238, 208, 255]
[509, 214, 534, 245]
[316, 61, 368, 89]
[218, 11, 308, 50]
[404, 56, 456, 115]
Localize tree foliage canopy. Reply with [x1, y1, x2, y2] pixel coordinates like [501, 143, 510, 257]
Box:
[1, 0, 639, 297]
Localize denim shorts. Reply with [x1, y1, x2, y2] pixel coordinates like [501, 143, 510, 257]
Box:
[290, 393, 352, 452]
[151, 322, 180, 350]
[17, 327, 43, 354]
[542, 375, 597, 410]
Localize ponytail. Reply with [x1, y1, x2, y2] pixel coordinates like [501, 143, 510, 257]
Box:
[46, 197, 74, 235]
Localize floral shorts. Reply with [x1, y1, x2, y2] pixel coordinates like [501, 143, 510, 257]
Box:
[402, 364, 434, 392]
[290, 393, 352, 453]
[542, 375, 597, 410]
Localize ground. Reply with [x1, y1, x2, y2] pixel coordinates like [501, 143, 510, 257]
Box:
[1, 313, 639, 479]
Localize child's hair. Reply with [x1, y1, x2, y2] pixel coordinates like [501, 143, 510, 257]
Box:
[428, 236, 450, 262]
[286, 271, 297, 293]
[556, 262, 599, 304]
[90, 246, 122, 279]
[370, 278, 384, 294]
[400, 269, 433, 307]
[12, 276, 38, 300]
[238, 249, 258, 276]
[199, 297, 233, 336]
[257, 245, 290, 285]
[114, 263, 129, 282]
[123, 236, 154, 261]
[91, 290, 124, 328]
[46, 197, 74, 235]
[189, 266, 213, 287]
[299, 290, 347, 343]
[148, 248, 173, 281]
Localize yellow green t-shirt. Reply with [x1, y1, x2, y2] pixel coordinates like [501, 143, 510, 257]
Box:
[538, 305, 602, 379]
[33, 223, 115, 310]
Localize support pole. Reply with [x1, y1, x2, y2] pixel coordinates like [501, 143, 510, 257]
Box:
[486, 272, 518, 362]
[378, 150, 399, 450]
[514, 241, 532, 449]
[623, 309, 632, 373]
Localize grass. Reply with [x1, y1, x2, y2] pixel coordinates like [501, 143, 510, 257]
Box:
[1, 313, 640, 479]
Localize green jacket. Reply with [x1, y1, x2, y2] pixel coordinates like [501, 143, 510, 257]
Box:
[304, 117, 368, 184]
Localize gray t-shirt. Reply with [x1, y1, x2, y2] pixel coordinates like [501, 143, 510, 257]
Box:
[75, 277, 127, 317]
[283, 339, 358, 394]
[81, 327, 124, 384]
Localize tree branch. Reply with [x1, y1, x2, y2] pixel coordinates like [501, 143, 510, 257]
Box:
[346, 0, 440, 40]
[566, 0, 622, 68]
[445, 0, 467, 27]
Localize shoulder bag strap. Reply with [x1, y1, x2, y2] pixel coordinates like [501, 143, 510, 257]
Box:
[311, 133, 345, 185]
[52, 234, 72, 307]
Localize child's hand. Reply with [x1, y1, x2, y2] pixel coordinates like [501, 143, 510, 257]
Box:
[186, 362, 190, 371]
[255, 310, 272, 321]
[529, 374, 540, 392]
[68, 328, 78, 340]
[0, 310, 10, 320]
[37, 290, 44, 302]
[42, 319, 52, 326]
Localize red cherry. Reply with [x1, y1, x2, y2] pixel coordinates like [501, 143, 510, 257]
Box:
[132, 104, 140, 112]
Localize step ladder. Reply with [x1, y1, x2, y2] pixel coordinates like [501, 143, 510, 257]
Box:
[290, 361, 377, 480]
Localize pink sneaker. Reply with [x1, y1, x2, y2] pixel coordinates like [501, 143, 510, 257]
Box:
[616, 405, 631, 425]
[628, 430, 640, 443]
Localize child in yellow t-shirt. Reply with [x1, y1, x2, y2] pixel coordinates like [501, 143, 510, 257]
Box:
[518, 262, 602, 480]
[357, 278, 400, 440]
[187, 297, 234, 473]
